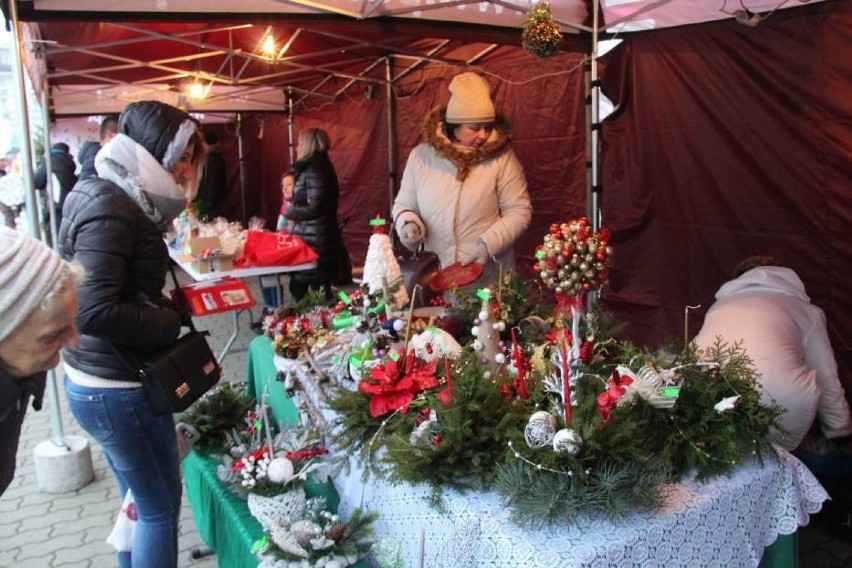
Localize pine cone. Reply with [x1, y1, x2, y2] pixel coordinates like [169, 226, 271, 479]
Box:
[579, 340, 595, 364]
[325, 522, 346, 542]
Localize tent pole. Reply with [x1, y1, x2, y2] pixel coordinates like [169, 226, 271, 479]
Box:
[8, 0, 40, 237]
[236, 112, 247, 225]
[40, 74, 59, 247]
[590, 0, 602, 233]
[31, 17, 70, 452]
[287, 87, 295, 164]
[9, 0, 74, 460]
[385, 56, 397, 218]
[588, 0, 603, 308]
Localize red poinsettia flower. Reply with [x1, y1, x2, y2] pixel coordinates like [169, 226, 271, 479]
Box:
[606, 369, 633, 398]
[597, 370, 634, 421]
[597, 391, 616, 421]
[358, 352, 439, 417]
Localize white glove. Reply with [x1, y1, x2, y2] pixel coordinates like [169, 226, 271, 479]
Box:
[399, 221, 424, 250]
[459, 242, 490, 266]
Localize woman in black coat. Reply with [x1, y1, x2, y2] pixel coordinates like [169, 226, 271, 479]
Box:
[59, 100, 203, 568]
[285, 128, 351, 300]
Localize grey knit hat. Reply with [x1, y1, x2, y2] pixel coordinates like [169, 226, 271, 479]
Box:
[0, 227, 68, 342]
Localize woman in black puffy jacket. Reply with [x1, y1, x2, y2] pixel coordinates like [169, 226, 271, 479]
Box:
[59, 101, 203, 568]
[285, 127, 352, 300]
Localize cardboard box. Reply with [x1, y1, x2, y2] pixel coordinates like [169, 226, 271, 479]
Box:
[183, 236, 235, 274]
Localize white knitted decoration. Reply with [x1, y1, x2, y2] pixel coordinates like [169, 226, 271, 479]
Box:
[362, 232, 409, 309]
[247, 488, 307, 530]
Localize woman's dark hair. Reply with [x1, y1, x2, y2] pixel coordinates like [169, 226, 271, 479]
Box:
[733, 255, 782, 278]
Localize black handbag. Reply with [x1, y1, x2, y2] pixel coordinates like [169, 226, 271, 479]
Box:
[136, 329, 220, 415]
[394, 241, 441, 309]
[111, 264, 221, 415]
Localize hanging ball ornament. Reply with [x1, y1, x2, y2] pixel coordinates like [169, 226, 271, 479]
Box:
[522, 3, 563, 59]
[552, 428, 583, 455]
[533, 217, 613, 298]
[524, 411, 558, 448]
[266, 457, 295, 483]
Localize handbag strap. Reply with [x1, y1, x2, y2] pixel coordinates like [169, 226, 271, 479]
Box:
[168, 261, 197, 333]
[107, 261, 198, 377]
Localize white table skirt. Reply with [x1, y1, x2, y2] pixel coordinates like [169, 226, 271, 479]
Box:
[333, 452, 825, 568]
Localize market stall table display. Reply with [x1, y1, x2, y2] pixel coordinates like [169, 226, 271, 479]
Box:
[181, 217, 830, 567]
[181, 336, 824, 567]
[185, 336, 817, 567]
[168, 246, 315, 363]
[183, 337, 349, 568]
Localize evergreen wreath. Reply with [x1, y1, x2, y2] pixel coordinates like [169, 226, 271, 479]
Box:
[496, 335, 783, 524]
[327, 349, 530, 492]
[176, 381, 255, 453]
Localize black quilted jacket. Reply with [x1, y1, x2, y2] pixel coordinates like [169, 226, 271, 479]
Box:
[286, 151, 351, 285]
[58, 177, 181, 381]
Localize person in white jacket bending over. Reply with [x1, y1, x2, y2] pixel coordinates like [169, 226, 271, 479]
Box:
[694, 256, 852, 451]
[392, 72, 532, 288]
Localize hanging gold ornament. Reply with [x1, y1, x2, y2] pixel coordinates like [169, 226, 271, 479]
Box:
[521, 3, 563, 59]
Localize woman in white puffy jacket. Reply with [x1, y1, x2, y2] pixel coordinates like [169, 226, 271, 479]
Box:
[392, 72, 532, 289]
[694, 256, 852, 451]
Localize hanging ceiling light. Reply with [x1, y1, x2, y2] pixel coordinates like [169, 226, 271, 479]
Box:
[260, 26, 278, 60]
[262, 34, 276, 57]
[187, 80, 209, 100]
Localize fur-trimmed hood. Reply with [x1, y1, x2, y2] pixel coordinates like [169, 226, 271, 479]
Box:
[422, 107, 513, 182]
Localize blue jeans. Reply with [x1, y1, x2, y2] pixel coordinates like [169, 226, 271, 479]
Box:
[64, 378, 182, 568]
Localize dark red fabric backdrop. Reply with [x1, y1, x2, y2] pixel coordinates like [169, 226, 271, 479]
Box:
[211, 1, 851, 400]
[599, 2, 852, 400]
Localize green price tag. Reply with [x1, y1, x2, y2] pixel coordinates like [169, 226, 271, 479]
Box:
[338, 290, 352, 305]
[476, 289, 491, 301]
[535, 249, 546, 260]
[390, 350, 401, 361]
[332, 312, 355, 329]
[251, 536, 269, 553]
[660, 387, 681, 398]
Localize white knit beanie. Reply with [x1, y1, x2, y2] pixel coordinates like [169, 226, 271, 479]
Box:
[445, 72, 496, 125]
[0, 227, 68, 342]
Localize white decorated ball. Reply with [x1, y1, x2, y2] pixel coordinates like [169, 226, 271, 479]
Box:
[552, 428, 583, 455]
[266, 457, 295, 483]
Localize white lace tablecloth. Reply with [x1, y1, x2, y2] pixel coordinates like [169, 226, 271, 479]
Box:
[274, 355, 828, 567]
[335, 449, 826, 567]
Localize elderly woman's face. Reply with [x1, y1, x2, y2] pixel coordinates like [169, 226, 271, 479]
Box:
[453, 123, 493, 148]
[0, 292, 79, 378]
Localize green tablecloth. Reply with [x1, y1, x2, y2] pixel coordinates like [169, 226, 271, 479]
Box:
[246, 335, 300, 427]
[184, 335, 347, 567]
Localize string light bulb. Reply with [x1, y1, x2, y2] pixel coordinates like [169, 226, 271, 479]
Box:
[262, 34, 276, 57]
[187, 80, 207, 99]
